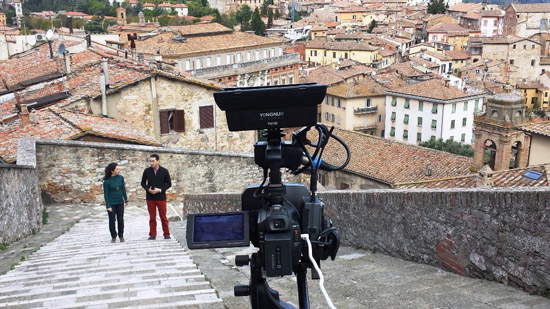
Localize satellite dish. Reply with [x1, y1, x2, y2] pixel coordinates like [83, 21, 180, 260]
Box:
[45, 29, 54, 41]
[58, 43, 66, 55]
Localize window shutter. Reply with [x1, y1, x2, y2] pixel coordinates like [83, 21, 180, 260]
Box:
[174, 110, 185, 132]
[199, 106, 214, 129]
[159, 110, 169, 134]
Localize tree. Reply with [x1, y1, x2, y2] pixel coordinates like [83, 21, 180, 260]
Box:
[250, 7, 265, 35]
[260, 0, 273, 17]
[84, 16, 110, 33]
[214, 11, 236, 28]
[235, 5, 252, 31]
[419, 138, 474, 157]
[367, 19, 377, 33]
[427, 0, 447, 14]
[267, 9, 273, 29]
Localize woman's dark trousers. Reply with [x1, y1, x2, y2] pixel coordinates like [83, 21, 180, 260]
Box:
[108, 204, 124, 239]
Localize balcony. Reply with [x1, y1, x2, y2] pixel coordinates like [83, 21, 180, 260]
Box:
[353, 124, 377, 132]
[354, 106, 378, 114]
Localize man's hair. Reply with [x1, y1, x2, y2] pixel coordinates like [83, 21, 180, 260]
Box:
[150, 154, 160, 161]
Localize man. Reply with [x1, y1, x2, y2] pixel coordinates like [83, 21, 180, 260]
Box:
[141, 154, 172, 240]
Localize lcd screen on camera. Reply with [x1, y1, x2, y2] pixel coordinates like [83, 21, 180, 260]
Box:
[187, 212, 249, 249]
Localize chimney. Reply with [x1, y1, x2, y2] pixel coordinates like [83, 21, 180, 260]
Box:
[20, 104, 30, 126]
[100, 58, 109, 116]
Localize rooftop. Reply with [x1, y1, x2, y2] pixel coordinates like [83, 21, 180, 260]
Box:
[520, 121, 550, 137]
[306, 40, 379, 52]
[327, 77, 388, 98]
[386, 79, 479, 101]
[318, 128, 474, 185]
[511, 3, 550, 13]
[448, 3, 482, 13]
[427, 23, 469, 34]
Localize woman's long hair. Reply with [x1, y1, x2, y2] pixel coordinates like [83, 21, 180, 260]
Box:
[104, 163, 117, 180]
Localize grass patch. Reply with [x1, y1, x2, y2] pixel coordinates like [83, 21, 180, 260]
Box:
[0, 243, 8, 251]
[42, 208, 49, 225]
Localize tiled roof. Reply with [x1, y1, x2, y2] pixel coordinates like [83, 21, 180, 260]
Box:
[307, 40, 378, 52]
[167, 23, 231, 36]
[318, 128, 474, 185]
[423, 50, 451, 61]
[448, 3, 482, 13]
[462, 11, 480, 20]
[302, 64, 373, 86]
[327, 77, 387, 98]
[337, 5, 368, 13]
[427, 23, 469, 34]
[395, 165, 549, 188]
[520, 121, 550, 137]
[387, 79, 475, 101]
[480, 9, 504, 17]
[445, 49, 471, 60]
[511, 3, 550, 13]
[481, 35, 534, 45]
[134, 31, 282, 58]
[0, 108, 159, 163]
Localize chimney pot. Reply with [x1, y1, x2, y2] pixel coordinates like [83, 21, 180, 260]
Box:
[20, 104, 31, 126]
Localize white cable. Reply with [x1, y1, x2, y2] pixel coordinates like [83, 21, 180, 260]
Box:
[301, 234, 337, 309]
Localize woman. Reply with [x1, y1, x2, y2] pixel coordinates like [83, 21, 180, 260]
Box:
[103, 163, 128, 243]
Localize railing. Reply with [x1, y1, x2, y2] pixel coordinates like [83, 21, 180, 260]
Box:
[354, 106, 378, 114]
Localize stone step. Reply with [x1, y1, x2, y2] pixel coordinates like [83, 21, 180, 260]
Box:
[27, 246, 189, 260]
[0, 280, 215, 307]
[1, 261, 197, 283]
[0, 277, 210, 302]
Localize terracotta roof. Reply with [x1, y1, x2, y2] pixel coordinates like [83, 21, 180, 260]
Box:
[511, 3, 550, 14]
[64, 11, 90, 17]
[167, 23, 232, 36]
[302, 64, 373, 86]
[0, 108, 159, 163]
[306, 40, 378, 52]
[173, 3, 188, 8]
[520, 121, 550, 137]
[481, 35, 536, 45]
[134, 31, 282, 58]
[337, 6, 369, 13]
[386, 79, 476, 101]
[516, 81, 543, 89]
[427, 23, 469, 34]
[318, 128, 473, 185]
[327, 77, 388, 98]
[445, 49, 471, 60]
[448, 3, 482, 13]
[143, 2, 155, 7]
[396, 165, 549, 188]
[462, 11, 480, 20]
[423, 50, 451, 61]
[480, 9, 504, 17]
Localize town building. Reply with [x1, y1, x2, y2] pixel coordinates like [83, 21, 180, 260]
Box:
[384, 79, 485, 145]
[480, 9, 504, 37]
[504, 3, 550, 38]
[306, 39, 380, 66]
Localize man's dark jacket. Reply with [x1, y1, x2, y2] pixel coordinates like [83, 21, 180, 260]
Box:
[141, 166, 172, 200]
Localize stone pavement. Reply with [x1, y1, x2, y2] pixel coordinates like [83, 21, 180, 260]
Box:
[0, 203, 549, 309]
[0, 204, 221, 308]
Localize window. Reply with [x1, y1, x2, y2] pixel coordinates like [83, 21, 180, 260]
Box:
[404, 114, 409, 124]
[199, 106, 214, 129]
[185, 60, 191, 71]
[431, 135, 436, 141]
[332, 52, 336, 58]
[247, 52, 251, 61]
[160, 110, 185, 134]
[216, 56, 221, 65]
[390, 127, 395, 137]
[532, 97, 538, 104]
[404, 99, 410, 109]
[510, 59, 514, 65]
[461, 133, 465, 143]
[532, 44, 535, 49]
[205, 57, 211, 67]
[345, 52, 348, 59]
[236, 53, 242, 63]
[452, 103, 456, 113]
[531, 59, 536, 66]
[513, 44, 516, 49]
[281, 78, 286, 85]
[391, 97, 397, 106]
[366, 98, 371, 107]
[419, 101, 424, 111]
[417, 133, 422, 142]
[331, 114, 335, 122]
[403, 130, 409, 139]
[431, 104, 438, 114]
[418, 117, 423, 126]
[431, 120, 437, 129]
[289, 76, 293, 84]
[523, 45, 526, 49]
[226, 55, 232, 64]
[325, 112, 329, 121]
[474, 99, 479, 111]
[336, 98, 341, 108]
[450, 136, 454, 141]
[462, 117, 467, 127]
[264, 50, 268, 58]
[451, 120, 455, 129]
[195, 59, 201, 69]
[464, 102, 468, 111]
[391, 112, 396, 121]
[378, 115, 382, 122]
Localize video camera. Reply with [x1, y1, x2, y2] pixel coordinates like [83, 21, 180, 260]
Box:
[186, 83, 351, 309]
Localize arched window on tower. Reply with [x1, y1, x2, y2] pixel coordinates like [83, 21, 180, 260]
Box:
[509, 141, 522, 169]
[484, 139, 497, 170]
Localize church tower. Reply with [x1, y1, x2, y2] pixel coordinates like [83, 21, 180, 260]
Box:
[473, 94, 530, 171]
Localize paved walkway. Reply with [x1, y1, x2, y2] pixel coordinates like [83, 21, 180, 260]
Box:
[0, 204, 221, 309]
[0, 204, 549, 309]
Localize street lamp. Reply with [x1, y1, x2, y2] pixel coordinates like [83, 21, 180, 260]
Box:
[46, 29, 54, 59]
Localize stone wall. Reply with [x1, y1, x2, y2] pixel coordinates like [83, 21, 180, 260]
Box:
[0, 164, 43, 244]
[183, 188, 550, 295]
[29, 139, 300, 204]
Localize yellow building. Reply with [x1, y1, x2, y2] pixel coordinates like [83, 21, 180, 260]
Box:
[335, 7, 369, 24]
[321, 77, 388, 136]
[306, 40, 380, 66]
[447, 33, 470, 50]
[446, 49, 471, 74]
[516, 82, 545, 110]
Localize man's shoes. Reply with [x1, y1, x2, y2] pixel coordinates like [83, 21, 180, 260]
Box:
[164, 236, 171, 240]
[148, 236, 156, 240]
[111, 238, 116, 243]
[119, 237, 125, 242]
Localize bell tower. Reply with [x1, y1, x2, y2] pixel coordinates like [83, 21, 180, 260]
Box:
[473, 94, 530, 171]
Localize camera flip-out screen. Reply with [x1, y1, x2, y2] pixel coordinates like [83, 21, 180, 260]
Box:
[213, 83, 327, 131]
[186, 212, 250, 249]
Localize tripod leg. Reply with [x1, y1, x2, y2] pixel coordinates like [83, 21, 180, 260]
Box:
[297, 263, 309, 309]
[249, 253, 295, 309]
